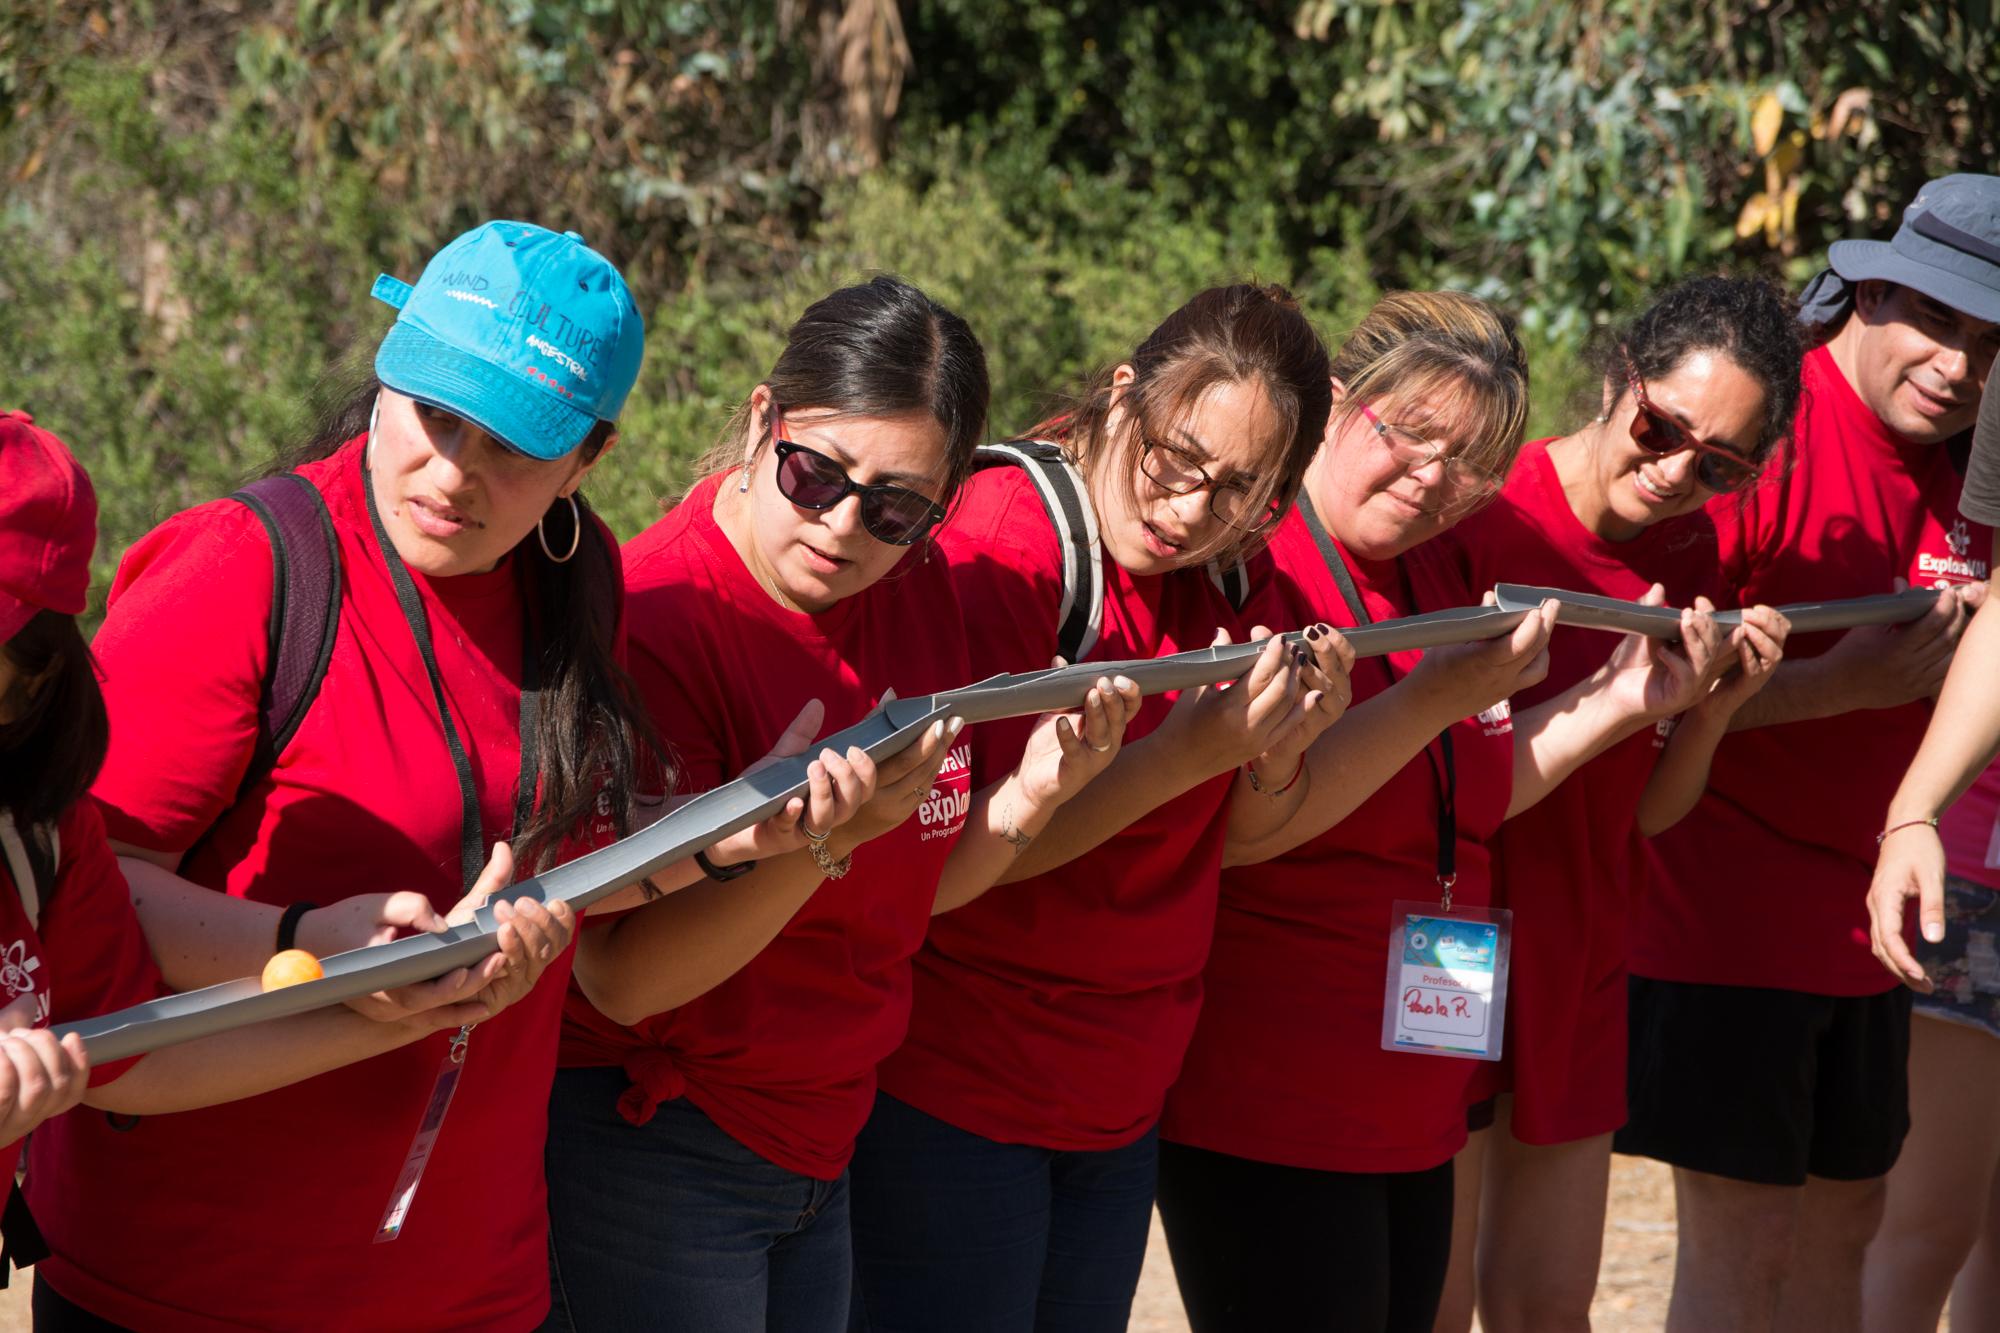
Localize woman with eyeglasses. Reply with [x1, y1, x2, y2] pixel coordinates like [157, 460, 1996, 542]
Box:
[1154, 290, 1734, 1333]
[546, 277, 1142, 1333]
[849, 283, 1353, 1332]
[1427, 276, 1803, 1333]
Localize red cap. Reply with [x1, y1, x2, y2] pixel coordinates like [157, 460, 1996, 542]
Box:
[0, 411, 97, 643]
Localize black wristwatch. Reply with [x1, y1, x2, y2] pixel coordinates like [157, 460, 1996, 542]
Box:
[694, 849, 754, 882]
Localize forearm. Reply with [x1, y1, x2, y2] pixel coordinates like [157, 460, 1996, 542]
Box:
[1636, 706, 1728, 836]
[934, 778, 1062, 914]
[1885, 597, 2000, 823]
[87, 1008, 448, 1115]
[1725, 655, 1857, 731]
[572, 850, 827, 1025]
[1224, 678, 1468, 867]
[587, 858, 707, 917]
[992, 734, 1212, 884]
[119, 858, 285, 991]
[1507, 679, 1653, 819]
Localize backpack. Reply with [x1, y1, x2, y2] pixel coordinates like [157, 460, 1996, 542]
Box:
[970, 441, 1251, 665]
[221, 473, 344, 807]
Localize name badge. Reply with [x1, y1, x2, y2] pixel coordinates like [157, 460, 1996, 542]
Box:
[1381, 901, 1512, 1061]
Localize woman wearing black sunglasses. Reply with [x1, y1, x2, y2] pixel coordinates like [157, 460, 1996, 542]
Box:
[1431, 275, 1804, 1333]
[849, 283, 1355, 1331]
[544, 277, 1138, 1333]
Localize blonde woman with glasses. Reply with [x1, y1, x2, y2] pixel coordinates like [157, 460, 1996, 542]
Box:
[1159, 290, 1722, 1333]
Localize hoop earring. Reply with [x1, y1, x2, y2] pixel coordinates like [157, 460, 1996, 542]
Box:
[538, 494, 582, 563]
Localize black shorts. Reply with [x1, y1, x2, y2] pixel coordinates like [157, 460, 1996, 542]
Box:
[1614, 974, 1912, 1186]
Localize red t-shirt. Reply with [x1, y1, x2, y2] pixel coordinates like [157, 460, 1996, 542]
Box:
[30, 439, 590, 1332]
[1, 802, 162, 1181]
[1441, 438, 1722, 1143]
[1160, 506, 1516, 1173]
[559, 473, 973, 1180]
[876, 465, 1246, 1150]
[1639, 347, 1993, 995]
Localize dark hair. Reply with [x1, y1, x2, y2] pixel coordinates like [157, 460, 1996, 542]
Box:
[267, 381, 662, 874]
[1605, 275, 1805, 467]
[1036, 283, 1331, 565]
[1, 612, 110, 880]
[692, 275, 991, 503]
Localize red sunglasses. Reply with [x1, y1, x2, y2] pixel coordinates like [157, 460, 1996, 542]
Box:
[1623, 363, 1761, 494]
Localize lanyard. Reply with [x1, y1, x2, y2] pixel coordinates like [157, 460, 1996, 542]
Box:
[1297, 497, 1458, 906]
[359, 447, 542, 896]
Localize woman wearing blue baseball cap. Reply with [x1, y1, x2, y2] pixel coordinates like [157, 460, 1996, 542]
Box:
[27, 222, 851, 1332]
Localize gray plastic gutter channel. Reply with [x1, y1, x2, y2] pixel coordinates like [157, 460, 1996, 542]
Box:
[60, 605, 1531, 1062]
[1493, 584, 1942, 638]
[59, 587, 1942, 1062]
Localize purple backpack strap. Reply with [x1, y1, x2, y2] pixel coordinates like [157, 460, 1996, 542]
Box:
[228, 474, 341, 798]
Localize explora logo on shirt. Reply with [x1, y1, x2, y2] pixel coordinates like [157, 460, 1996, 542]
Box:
[1916, 520, 1989, 584]
[1476, 700, 1514, 737]
[918, 741, 974, 841]
[0, 940, 47, 1027]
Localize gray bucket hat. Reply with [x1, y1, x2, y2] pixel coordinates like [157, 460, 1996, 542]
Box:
[1798, 173, 2000, 327]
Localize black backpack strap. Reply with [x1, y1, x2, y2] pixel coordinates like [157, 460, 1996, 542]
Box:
[227, 474, 342, 800]
[973, 440, 1105, 664]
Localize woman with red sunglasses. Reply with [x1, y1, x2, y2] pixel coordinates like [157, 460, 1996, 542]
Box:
[1431, 275, 1804, 1333]
[547, 277, 1138, 1332]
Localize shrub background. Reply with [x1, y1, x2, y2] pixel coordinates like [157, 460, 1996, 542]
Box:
[2, 1, 1991, 608]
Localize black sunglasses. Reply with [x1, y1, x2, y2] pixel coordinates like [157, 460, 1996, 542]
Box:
[769, 412, 946, 546]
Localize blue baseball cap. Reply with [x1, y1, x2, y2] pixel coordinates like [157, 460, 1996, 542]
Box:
[371, 221, 645, 460]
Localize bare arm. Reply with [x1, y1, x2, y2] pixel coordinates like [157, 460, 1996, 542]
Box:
[78, 890, 571, 1114]
[994, 633, 1310, 884]
[573, 728, 952, 1026]
[1727, 585, 1972, 731]
[1869, 575, 2000, 987]
[934, 679, 1140, 914]
[1637, 608, 1789, 835]
[1225, 604, 1558, 866]
[1506, 679, 1654, 819]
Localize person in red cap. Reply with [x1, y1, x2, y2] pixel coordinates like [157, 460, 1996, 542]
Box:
[0, 409, 566, 1241]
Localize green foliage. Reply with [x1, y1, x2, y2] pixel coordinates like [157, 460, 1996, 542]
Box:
[0, 0, 1986, 611]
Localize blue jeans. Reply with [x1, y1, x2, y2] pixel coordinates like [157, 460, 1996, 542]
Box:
[543, 1067, 851, 1333]
[847, 1092, 1158, 1333]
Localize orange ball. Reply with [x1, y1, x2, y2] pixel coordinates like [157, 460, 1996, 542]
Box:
[260, 948, 324, 991]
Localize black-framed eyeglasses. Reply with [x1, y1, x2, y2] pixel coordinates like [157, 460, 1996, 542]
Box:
[1138, 436, 1280, 533]
[1622, 361, 1761, 495]
[769, 410, 947, 546]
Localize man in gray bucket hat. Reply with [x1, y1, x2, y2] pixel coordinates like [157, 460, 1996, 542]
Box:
[1625, 173, 1999, 1333]
[1861, 179, 2000, 1328]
